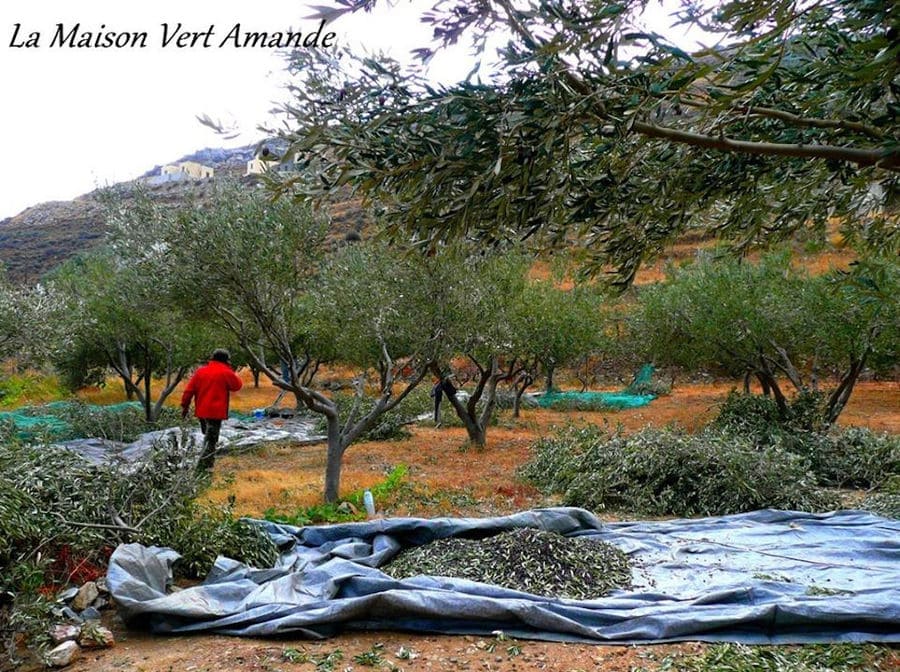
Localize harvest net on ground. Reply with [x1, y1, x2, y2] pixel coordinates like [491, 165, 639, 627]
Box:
[535, 390, 655, 409]
[535, 364, 659, 410]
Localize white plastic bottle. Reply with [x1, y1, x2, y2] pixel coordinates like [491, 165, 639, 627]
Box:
[363, 489, 376, 517]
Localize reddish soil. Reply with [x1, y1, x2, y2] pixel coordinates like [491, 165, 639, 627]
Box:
[67, 627, 701, 672]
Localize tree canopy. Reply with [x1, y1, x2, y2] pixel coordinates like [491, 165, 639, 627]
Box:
[276, 0, 898, 283]
[634, 250, 898, 426]
[49, 195, 217, 422]
[162, 184, 442, 501]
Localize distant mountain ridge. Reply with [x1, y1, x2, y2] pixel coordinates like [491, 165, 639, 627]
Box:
[0, 142, 363, 284]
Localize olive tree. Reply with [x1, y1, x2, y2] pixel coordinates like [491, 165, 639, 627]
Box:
[51, 248, 215, 422]
[0, 274, 63, 397]
[164, 185, 438, 501]
[509, 281, 608, 413]
[55, 191, 223, 415]
[267, 0, 897, 284]
[802, 258, 899, 426]
[415, 247, 534, 445]
[634, 251, 898, 427]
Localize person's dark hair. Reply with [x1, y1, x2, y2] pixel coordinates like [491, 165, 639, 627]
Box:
[211, 348, 231, 363]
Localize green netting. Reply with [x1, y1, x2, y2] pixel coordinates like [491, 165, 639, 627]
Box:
[626, 364, 655, 390]
[536, 365, 658, 410]
[0, 412, 70, 439]
[0, 401, 145, 440]
[535, 390, 655, 410]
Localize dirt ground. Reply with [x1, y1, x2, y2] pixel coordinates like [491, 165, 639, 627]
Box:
[54, 378, 898, 672]
[66, 626, 703, 672]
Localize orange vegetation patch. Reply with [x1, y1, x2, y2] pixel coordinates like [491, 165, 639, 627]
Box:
[527, 259, 576, 289]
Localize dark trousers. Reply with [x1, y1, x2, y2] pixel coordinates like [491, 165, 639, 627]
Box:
[432, 384, 444, 424]
[198, 418, 222, 471]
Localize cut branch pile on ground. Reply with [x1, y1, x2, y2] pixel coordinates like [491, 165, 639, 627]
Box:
[382, 527, 631, 600]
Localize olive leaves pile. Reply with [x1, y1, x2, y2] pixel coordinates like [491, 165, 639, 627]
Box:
[383, 528, 631, 600]
[0, 435, 278, 578]
[1, 434, 278, 662]
[520, 426, 838, 517]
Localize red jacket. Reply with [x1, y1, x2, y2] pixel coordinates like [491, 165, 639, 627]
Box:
[181, 360, 243, 420]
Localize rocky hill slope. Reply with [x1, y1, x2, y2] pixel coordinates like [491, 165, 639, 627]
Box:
[0, 144, 366, 284]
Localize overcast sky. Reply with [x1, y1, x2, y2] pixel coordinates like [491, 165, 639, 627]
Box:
[0, 1, 692, 220]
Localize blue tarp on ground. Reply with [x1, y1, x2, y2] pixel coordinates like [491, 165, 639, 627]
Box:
[107, 508, 900, 644]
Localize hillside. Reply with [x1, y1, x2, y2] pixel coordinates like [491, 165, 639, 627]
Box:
[0, 144, 369, 284]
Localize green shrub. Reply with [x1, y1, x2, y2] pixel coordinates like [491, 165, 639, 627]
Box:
[795, 428, 899, 489]
[160, 505, 279, 579]
[363, 415, 413, 442]
[858, 474, 900, 519]
[0, 431, 278, 576]
[57, 401, 185, 442]
[518, 425, 603, 496]
[0, 477, 45, 566]
[712, 391, 899, 489]
[786, 390, 828, 432]
[521, 426, 836, 517]
[712, 389, 826, 436]
[860, 492, 900, 519]
[711, 390, 784, 439]
[1, 565, 55, 667]
[622, 378, 672, 397]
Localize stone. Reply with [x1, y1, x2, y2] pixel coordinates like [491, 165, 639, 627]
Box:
[78, 623, 115, 649]
[56, 587, 79, 603]
[46, 641, 81, 667]
[72, 582, 99, 611]
[60, 607, 83, 623]
[49, 624, 81, 644]
[80, 606, 102, 622]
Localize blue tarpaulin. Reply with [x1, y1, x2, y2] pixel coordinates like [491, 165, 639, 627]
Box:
[107, 508, 900, 644]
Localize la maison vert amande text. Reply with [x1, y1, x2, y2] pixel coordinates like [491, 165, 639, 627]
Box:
[9, 20, 336, 49]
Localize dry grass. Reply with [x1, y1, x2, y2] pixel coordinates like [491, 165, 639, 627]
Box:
[203, 379, 899, 519]
[635, 243, 856, 286]
[530, 237, 856, 288]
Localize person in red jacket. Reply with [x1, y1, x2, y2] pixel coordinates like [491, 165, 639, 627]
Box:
[181, 348, 243, 471]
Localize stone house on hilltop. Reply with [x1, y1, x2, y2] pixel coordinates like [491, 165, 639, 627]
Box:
[161, 161, 214, 179]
